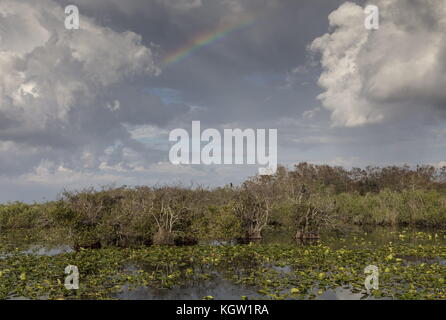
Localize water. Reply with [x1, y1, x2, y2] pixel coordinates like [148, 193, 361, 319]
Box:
[21, 244, 73, 256]
[117, 277, 262, 300]
[1, 226, 445, 300]
[116, 278, 385, 300]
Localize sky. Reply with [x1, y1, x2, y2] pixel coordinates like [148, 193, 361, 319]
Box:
[1, 0, 446, 202]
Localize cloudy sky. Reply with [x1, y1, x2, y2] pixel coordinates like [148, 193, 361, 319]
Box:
[1, 0, 446, 202]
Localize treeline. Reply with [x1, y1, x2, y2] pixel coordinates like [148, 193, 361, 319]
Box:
[283, 163, 446, 194]
[1, 163, 446, 248]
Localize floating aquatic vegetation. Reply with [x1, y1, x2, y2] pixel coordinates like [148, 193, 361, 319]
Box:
[0, 233, 444, 300]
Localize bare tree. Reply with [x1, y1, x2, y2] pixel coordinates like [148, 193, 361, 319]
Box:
[292, 191, 335, 241]
[62, 187, 122, 249]
[142, 187, 191, 245]
[234, 179, 272, 240]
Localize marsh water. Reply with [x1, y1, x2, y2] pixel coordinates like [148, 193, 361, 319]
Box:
[1, 226, 445, 300]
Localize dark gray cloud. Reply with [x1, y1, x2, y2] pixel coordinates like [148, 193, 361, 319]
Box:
[0, 0, 444, 202]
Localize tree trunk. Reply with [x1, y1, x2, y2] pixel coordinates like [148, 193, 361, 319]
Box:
[246, 229, 262, 241]
[153, 228, 175, 246]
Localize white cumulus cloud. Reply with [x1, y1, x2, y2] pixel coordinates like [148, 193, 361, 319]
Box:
[310, 0, 446, 127]
[0, 0, 162, 175]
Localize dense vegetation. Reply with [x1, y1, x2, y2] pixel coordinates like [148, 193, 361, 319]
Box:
[1, 163, 446, 248]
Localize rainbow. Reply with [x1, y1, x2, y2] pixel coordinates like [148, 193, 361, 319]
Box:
[162, 15, 258, 67]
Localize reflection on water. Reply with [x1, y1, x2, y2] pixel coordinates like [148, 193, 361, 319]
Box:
[314, 286, 389, 300]
[22, 244, 73, 256]
[116, 279, 386, 300]
[117, 276, 262, 300]
[396, 255, 446, 266]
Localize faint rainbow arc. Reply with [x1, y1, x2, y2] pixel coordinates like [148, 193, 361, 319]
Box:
[162, 15, 258, 66]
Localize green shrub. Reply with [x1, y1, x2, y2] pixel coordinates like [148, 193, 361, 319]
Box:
[0, 202, 41, 229]
[206, 204, 242, 241]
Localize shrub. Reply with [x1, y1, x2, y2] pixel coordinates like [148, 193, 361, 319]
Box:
[0, 202, 41, 230]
